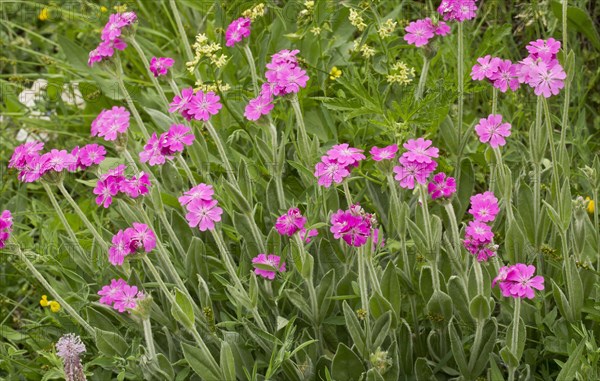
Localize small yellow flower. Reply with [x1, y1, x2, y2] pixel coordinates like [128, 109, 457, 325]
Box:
[38, 8, 49, 21]
[586, 197, 595, 214]
[329, 66, 342, 80]
[310, 26, 321, 35]
[49, 301, 61, 313]
[40, 295, 49, 307]
[100, 6, 108, 12]
[114, 4, 127, 13]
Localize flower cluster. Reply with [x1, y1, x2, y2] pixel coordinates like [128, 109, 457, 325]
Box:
[252, 254, 286, 280]
[169, 87, 222, 122]
[370, 144, 398, 161]
[98, 278, 145, 312]
[40, 294, 61, 312]
[427, 172, 457, 200]
[91, 106, 130, 141]
[463, 191, 499, 261]
[245, 50, 309, 121]
[108, 222, 156, 265]
[225, 17, 251, 47]
[474, 114, 512, 148]
[186, 33, 227, 71]
[8, 142, 106, 183]
[404, 18, 450, 47]
[93, 165, 151, 208]
[348, 9, 367, 31]
[139, 124, 195, 166]
[180, 184, 223, 231]
[0, 210, 13, 249]
[386, 62, 415, 85]
[314, 144, 365, 188]
[471, 38, 566, 97]
[55, 333, 86, 381]
[437, 0, 478, 22]
[393, 138, 438, 189]
[330, 204, 381, 247]
[88, 12, 137, 66]
[242, 3, 266, 21]
[149, 56, 174, 77]
[493, 264, 545, 299]
[274, 207, 318, 242]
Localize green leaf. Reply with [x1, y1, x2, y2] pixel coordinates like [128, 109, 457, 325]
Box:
[469, 318, 498, 377]
[555, 339, 586, 380]
[447, 276, 474, 325]
[426, 290, 453, 320]
[506, 316, 526, 362]
[331, 343, 365, 381]
[220, 341, 236, 381]
[380, 263, 401, 321]
[366, 369, 385, 381]
[469, 295, 491, 321]
[342, 301, 367, 357]
[316, 269, 336, 322]
[370, 311, 392, 351]
[95, 328, 129, 357]
[171, 288, 195, 329]
[143, 107, 175, 131]
[551, 1, 600, 50]
[448, 318, 469, 377]
[181, 342, 222, 381]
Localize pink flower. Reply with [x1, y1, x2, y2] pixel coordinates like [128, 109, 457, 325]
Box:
[108, 229, 134, 265]
[88, 39, 127, 67]
[225, 17, 251, 47]
[494, 263, 545, 299]
[465, 220, 494, 243]
[18, 154, 49, 183]
[185, 199, 223, 231]
[314, 156, 351, 188]
[244, 93, 274, 121]
[474, 114, 512, 148]
[125, 222, 156, 252]
[370, 144, 398, 161]
[427, 172, 456, 199]
[78, 144, 106, 168]
[271, 49, 299, 65]
[299, 228, 318, 243]
[169, 87, 194, 113]
[91, 106, 130, 141]
[527, 61, 566, 98]
[0, 210, 13, 249]
[9, 142, 44, 170]
[437, 0, 478, 22]
[187, 91, 222, 121]
[113, 284, 141, 313]
[252, 254, 286, 280]
[404, 19, 435, 47]
[434, 21, 451, 36]
[393, 158, 437, 189]
[280, 66, 309, 93]
[94, 178, 120, 208]
[165, 124, 195, 152]
[140, 133, 169, 166]
[179, 183, 214, 206]
[121, 172, 151, 198]
[330, 206, 376, 247]
[471, 55, 501, 81]
[149, 57, 175, 77]
[514, 57, 539, 85]
[263, 50, 309, 97]
[526, 38, 561, 63]
[490, 59, 520, 93]
[98, 278, 127, 305]
[42, 149, 76, 173]
[469, 191, 499, 222]
[101, 14, 127, 41]
[327, 144, 366, 167]
[402, 138, 439, 164]
[275, 208, 307, 236]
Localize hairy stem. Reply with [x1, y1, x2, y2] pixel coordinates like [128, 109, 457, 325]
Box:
[414, 55, 430, 101]
[242, 44, 260, 95]
[290, 94, 311, 164]
[142, 318, 157, 361]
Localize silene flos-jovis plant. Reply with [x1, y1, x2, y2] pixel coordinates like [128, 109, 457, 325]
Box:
[2, 1, 599, 380]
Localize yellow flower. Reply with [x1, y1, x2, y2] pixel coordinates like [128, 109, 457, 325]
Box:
[40, 295, 49, 307]
[100, 6, 107, 12]
[49, 301, 61, 313]
[38, 8, 49, 21]
[329, 66, 342, 80]
[114, 4, 127, 13]
[586, 197, 595, 214]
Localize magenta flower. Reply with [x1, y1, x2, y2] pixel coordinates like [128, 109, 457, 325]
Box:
[299, 228, 318, 243]
[108, 229, 134, 266]
[9, 142, 44, 170]
[101, 13, 127, 41]
[121, 172, 151, 198]
[469, 191, 499, 222]
[169, 87, 194, 113]
[140, 133, 169, 166]
[0, 210, 13, 249]
[437, 0, 478, 22]
[370, 144, 398, 161]
[185, 199, 223, 231]
[474, 114, 512, 148]
[465, 220, 494, 243]
[271, 49, 300, 65]
[187, 91, 222, 121]
[490, 59, 520, 93]
[125, 222, 156, 252]
[244, 93, 274, 121]
[327, 144, 366, 167]
[252, 254, 286, 280]
[225, 17, 251, 47]
[330, 205, 376, 247]
[493, 263, 545, 299]
[18, 154, 49, 183]
[91, 106, 130, 141]
[275, 208, 307, 236]
[94, 178, 120, 208]
[165, 124, 195, 152]
[402, 138, 439, 164]
[393, 156, 437, 189]
[404, 19, 435, 47]
[314, 156, 351, 188]
[264, 50, 309, 96]
[42, 149, 76, 173]
[427, 172, 457, 199]
[179, 184, 214, 206]
[434, 21, 451, 36]
[88, 38, 127, 67]
[471, 55, 501, 81]
[514, 57, 539, 85]
[78, 144, 106, 168]
[113, 285, 141, 313]
[98, 278, 127, 305]
[527, 61, 566, 98]
[149, 57, 175, 77]
[526, 38, 561, 62]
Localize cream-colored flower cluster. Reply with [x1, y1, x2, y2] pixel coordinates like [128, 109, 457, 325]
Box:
[352, 40, 375, 58]
[349, 9, 367, 31]
[378, 19, 397, 38]
[194, 80, 231, 93]
[186, 33, 228, 72]
[242, 3, 266, 21]
[386, 61, 415, 85]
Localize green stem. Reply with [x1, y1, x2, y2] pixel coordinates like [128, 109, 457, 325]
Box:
[268, 120, 286, 210]
[18, 247, 94, 336]
[473, 259, 484, 296]
[533, 97, 543, 251]
[491, 87, 498, 115]
[357, 245, 370, 314]
[342, 181, 354, 206]
[204, 120, 235, 179]
[559, 0, 570, 168]
[290, 94, 311, 164]
[142, 318, 157, 361]
[419, 185, 440, 292]
[414, 55, 430, 101]
[115, 58, 150, 141]
[456, 22, 465, 165]
[508, 298, 522, 381]
[169, 0, 202, 82]
[128, 37, 170, 107]
[178, 155, 196, 184]
[242, 44, 260, 95]
[56, 183, 108, 251]
[443, 202, 464, 279]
